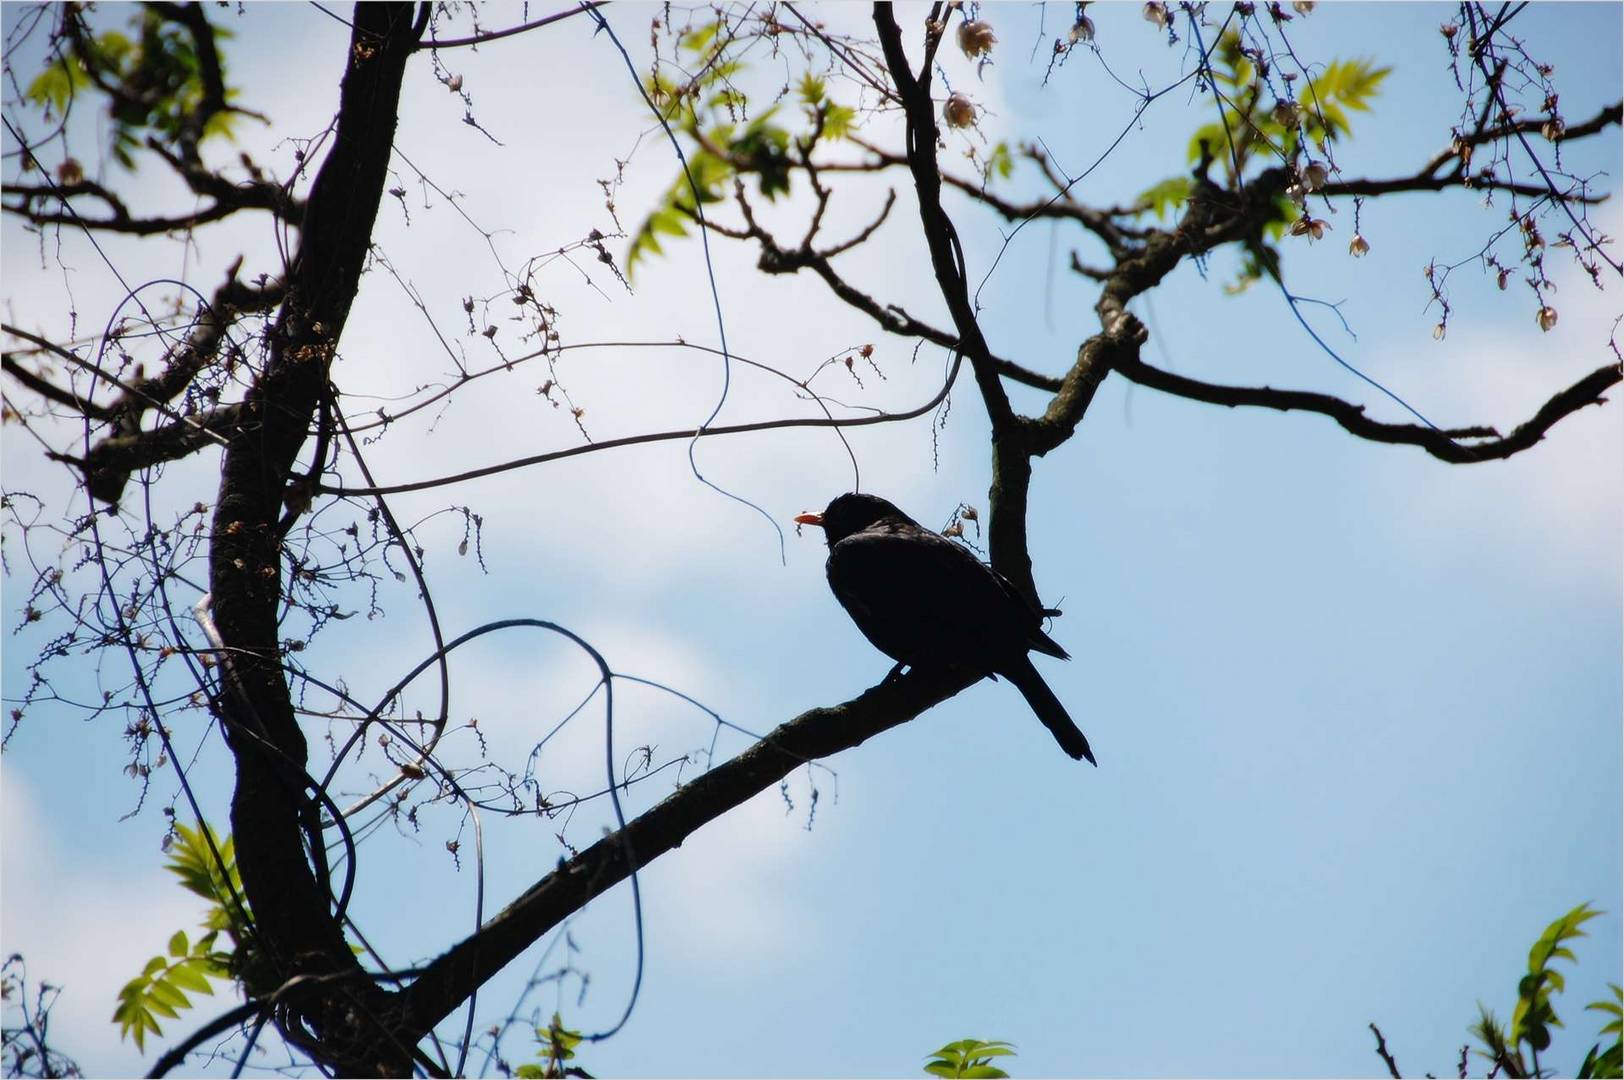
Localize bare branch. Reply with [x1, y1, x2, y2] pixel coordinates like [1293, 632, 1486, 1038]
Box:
[1369, 1022, 1404, 1079]
[848, 135, 1142, 255]
[1, 353, 112, 419]
[317, 351, 966, 498]
[398, 664, 980, 1040]
[417, 2, 607, 50]
[872, 2, 1017, 432]
[78, 404, 242, 498]
[1332, 99, 1622, 197]
[1111, 351, 1619, 464]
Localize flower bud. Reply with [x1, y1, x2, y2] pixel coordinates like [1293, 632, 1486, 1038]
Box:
[1536, 306, 1558, 332]
[1289, 216, 1329, 240]
[1143, 2, 1171, 29]
[1271, 99, 1301, 127]
[943, 93, 977, 129]
[1348, 233, 1370, 257]
[957, 19, 997, 58]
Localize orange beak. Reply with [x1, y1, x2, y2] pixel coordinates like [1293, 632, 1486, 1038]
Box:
[794, 511, 824, 527]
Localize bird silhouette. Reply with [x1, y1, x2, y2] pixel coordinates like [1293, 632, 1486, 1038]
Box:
[796, 492, 1093, 763]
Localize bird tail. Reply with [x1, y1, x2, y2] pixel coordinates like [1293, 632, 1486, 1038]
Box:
[1003, 656, 1095, 764]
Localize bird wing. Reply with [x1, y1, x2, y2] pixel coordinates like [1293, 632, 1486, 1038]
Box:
[825, 524, 1054, 670]
[988, 564, 1069, 661]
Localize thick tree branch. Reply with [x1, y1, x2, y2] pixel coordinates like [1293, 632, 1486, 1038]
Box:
[873, 1, 1061, 604]
[723, 180, 1069, 394]
[204, 5, 423, 1073]
[5, 194, 279, 236]
[1323, 95, 1618, 200]
[1111, 352, 1620, 463]
[398, 665, 978, 1039]
[1, 267, 283, 504]
[1, 353, 112, 419]
[872, 2, 1016, 434]
[77, 404, 242, 489]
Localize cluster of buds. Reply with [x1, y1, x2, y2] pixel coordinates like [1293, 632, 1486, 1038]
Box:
[1520, 214, 1546, 252]
[1070, 2, 1096, 42]
[1450, 130, 1474, 168]
[1287, 160, 1329, 207]
[1265, 1, 1312, 20]
[1289, 214, 1330, 240]
[943, 92, 977, 129]
[957, 18, 996, 57]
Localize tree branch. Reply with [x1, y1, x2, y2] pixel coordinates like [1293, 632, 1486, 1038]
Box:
[0, 353, 112, 419]
[1111, 351, 1620, 463]
[78, 404, 242, 495]
[204, 5, 423, 1073]
[398, 665, 979, 1040]
[872, 2, 1017, 433]
[1369, 1022, 1404, 1079]
[416, 1, 606, 50]
[317, 350, 965, 498]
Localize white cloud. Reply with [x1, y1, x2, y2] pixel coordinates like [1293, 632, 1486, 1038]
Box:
[641, 782, 822, 970]
[1370, 266, 1623, 583]
[0, 769, 212, 1077]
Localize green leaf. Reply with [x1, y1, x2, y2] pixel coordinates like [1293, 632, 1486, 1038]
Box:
[166, 960, 216, 996]
[797, 72, 826, 107]
[25, 58, 88, 114]
[649, 207, 689, 238]
[515, 1067, 545, 1079]
[680, 20, 722, 55]
[143, 992, 182, 1020]
[983, 142, 1014, 183]
[924, 1039, 1016, 1078]
[168, 930, 189, 958]
[822, 103, 856, 141]
[1186, 122, 1233, 165]
[113, 995, 154, 1052]
[1136, 176, 1192, 220]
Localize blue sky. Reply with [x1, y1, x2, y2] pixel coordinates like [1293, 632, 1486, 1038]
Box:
[2, 3, 1620, 1077]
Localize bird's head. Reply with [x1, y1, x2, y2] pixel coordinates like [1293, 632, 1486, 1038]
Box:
[794, 492, 913, 546]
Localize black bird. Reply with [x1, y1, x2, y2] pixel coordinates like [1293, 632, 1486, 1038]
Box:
[795, 492, 1094, 764]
